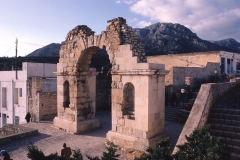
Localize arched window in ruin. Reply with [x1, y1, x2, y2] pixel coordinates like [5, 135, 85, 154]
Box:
[63, 81, 70, 108]
[123, 82, 135, 120]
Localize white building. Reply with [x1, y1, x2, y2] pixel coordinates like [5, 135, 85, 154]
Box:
[220, 51, 240, 73]
[0, 62, 56, 127]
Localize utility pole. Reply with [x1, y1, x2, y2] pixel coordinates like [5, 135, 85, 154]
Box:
[15, 38, 18, 80]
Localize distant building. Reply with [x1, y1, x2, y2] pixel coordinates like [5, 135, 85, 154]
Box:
[0, 62, 57, 127]
[147, 51, 240, 90]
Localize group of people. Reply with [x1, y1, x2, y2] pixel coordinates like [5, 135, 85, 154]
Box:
[1, 143, 72, 160]
[165, 90, 193, 107]
[170, 91, 181, 106]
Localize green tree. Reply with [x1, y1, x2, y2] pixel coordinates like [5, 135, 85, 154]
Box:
[135, 137, 173, 160]
[86, 141, 120, 160]
[173, 125, 231, 160]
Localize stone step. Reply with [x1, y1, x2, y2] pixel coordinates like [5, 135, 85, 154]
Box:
[165, 105, 182, 122]
[208, 118, 240, 126]
[209, 113, 240, 121]
[230, 152, 240, 160]
[228, 145, 240, 155]
[212, 136, 240, 159]
[211, 108, 240, 115]
[210, 129, 240, 139]
[210, 123, 240, 132]
[214, 136, 240, 147]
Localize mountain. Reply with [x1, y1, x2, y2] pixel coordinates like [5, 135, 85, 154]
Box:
[26, 43, 61, 57]
[133, 23, 240, 55]
[211, 38, 240, 53]
[25, 23, 240, 57]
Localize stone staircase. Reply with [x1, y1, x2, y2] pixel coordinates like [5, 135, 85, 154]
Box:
[165, 91, 198, 122]
[208, 107, 240, 160]
[165, 105, 182, 121]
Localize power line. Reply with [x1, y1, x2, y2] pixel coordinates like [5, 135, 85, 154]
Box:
[2, 43, 15, 57]
[19, 41, 44, 47]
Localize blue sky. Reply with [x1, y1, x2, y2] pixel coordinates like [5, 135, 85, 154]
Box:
[1, 0, 240, 57]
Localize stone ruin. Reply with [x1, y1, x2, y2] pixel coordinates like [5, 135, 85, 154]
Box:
[53, 17, 169, 151]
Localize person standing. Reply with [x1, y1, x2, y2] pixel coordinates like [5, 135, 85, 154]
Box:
[25, 112, 31, 123]
[61, 143, 72, 160]
[0, 150, 12, 160]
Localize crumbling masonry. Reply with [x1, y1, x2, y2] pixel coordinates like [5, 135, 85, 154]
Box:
[54, 17, 169, 151]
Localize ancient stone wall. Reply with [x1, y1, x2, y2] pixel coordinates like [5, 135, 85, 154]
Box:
[147, 51, 220, 88]
[172, 62, 219, 90]
[28, 77, 41, 121]
[173, 80, 240, 153]
[37, 92, 57, 121]
[28, 77, 57, 122]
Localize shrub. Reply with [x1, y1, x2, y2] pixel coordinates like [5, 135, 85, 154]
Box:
[173, 125, 231, 160]
[135, 137, 172, 160]
[86, 141, 120, 160]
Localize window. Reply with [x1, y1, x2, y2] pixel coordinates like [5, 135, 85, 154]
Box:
[2, 113, 7, 125]
[63, 81, 70, 108]
[15, 116, 19, 125]
[2, 87, 7, 108]
[14, 88, 19, 104]
[122, 82, 135, 120]
[19, 88, 22, 97]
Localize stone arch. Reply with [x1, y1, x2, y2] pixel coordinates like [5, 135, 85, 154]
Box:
[63, 81, 70, 108]
[77, 46, 101, 72]
[54, 17, 150, 134]
[122, 82, 135, 119]
[57, 17, 147, 77]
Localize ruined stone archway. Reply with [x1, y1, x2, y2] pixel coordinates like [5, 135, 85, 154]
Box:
[54, 17, 169, 151]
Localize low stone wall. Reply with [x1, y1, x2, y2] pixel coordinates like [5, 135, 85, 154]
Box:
[0, 124, 38, 145]
[173, 80, 240, 153]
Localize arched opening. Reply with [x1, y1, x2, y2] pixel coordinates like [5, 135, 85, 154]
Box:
[77, 46, 112, 111]
[91, 49, 112, 111]
[123, 82, 135, 119]
[63, 81, 70, 108]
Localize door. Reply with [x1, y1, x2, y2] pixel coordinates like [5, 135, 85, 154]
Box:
[2, 113, 7, 126]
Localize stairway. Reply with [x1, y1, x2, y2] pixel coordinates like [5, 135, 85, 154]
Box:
[208, 107, 240, 160]
[165, 104, 182, 121]
[165, 91, 198, 122]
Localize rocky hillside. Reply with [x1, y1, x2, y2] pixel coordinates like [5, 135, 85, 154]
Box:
[133, 22, 240, 55]
[211, 38, 240, 53]
[26, 23, 240, 57]
[26, 43, 61, 57]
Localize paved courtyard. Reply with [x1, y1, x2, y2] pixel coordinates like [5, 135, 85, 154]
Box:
[0, 111, 183, 160]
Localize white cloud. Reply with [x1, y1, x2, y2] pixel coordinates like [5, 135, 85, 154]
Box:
[128, 0, 240, 41]
[137, 21, 152, 28]
[116, 0, 138, 5]
[129, 17, 138, 22]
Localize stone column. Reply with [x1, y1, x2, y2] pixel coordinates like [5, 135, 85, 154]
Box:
[225, 58, 228, 73]
[53, 70, 100, 134]
[106, 44, 169, 151]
